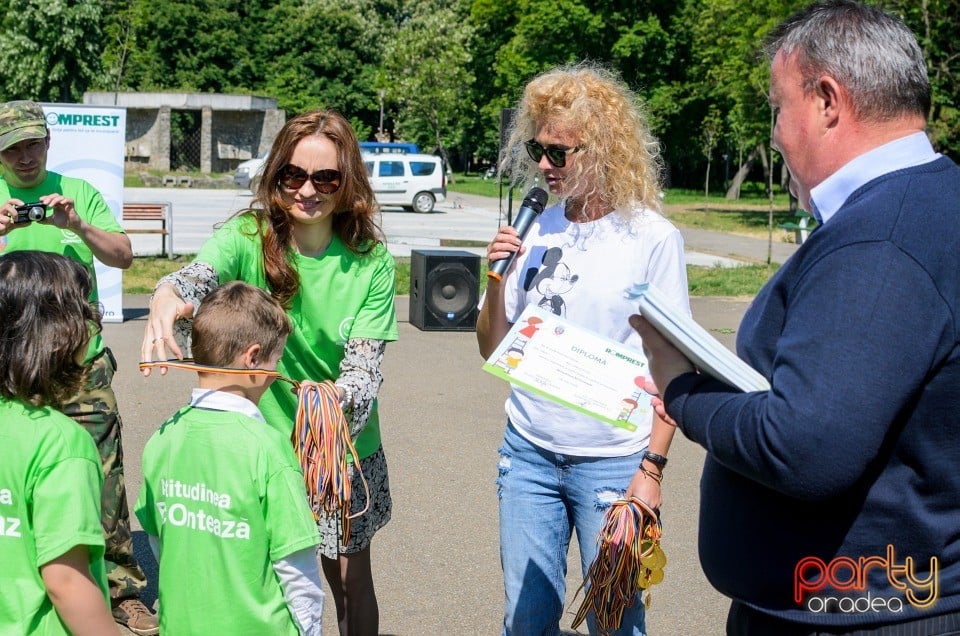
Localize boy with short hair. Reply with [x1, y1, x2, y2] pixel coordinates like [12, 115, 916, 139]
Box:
[135, 281, 323, 635]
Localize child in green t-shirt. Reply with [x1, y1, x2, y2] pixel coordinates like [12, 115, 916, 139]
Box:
[0, 251, 116, 636]
[135, 281, 324, 635]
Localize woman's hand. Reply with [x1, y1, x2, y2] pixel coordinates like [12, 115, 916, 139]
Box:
[140, 283, 194, 376]
[486, 226, 523, 267]
[625, 465, 662, 512]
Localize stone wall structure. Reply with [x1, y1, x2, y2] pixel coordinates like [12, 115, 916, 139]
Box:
[83, 92, 285, 174]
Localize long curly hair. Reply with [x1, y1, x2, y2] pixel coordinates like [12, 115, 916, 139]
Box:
[248, 109, 383, 308]
[502, 62, 663, 218]
[0, 251, 100, 408]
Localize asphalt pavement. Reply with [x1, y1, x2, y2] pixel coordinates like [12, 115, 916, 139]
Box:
[123, 187, 797, 267]
[108, 186, 791, 634]
[108, 293, 756, 636]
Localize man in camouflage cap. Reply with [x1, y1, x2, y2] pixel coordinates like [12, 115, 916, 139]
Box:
[0, 100, 158, 635]
[0, 100, 48, 152]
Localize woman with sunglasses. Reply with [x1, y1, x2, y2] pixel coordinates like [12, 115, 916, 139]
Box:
[477, 63, 691, 636]
[140, 109, 398, 636]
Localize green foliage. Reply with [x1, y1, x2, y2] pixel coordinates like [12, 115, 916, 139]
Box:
[3, 0, 959, 189]
[380, 2, 475, 162]
[880, 0, 960, 155]
[111, 0, 259, 92]
[259, 0, 383, 120]
[0, 0, 105, 102]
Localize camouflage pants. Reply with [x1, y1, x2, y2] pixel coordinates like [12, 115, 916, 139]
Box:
[61, 347, 147, 601]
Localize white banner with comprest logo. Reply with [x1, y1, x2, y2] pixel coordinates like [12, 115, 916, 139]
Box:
[43, 103, 126, 322]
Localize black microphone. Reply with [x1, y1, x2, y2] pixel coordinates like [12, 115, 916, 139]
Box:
[488, 187, 549, 281]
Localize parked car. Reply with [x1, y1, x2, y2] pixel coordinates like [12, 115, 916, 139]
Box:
[233, 151, 268, 189]
[363, 153, 446, 213]
[359, 141, 419, 154]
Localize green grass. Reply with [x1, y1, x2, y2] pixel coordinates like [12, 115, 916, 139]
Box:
[123, 256, 772, 298]
[663, 182, 793, 207]
[688, 263, 777, 296]
[124, 255, 196, 293]
[124, 168, 235, 188]
[446, 173, 507, 199]
[666, 207, 800, 238]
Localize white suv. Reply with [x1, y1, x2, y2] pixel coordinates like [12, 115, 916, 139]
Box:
[363, 153, 446, 213]
[233, 152, 268, 189]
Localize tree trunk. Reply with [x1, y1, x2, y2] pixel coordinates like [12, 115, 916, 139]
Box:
[704, 158, 711, 208]
[757, 142, 772, 199]
[433, 113, 453, 184]
[725, 144, 762, 199]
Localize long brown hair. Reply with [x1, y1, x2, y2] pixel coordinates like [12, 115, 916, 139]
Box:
[0, 251, 101, 407]
[250, 109, 383, 308]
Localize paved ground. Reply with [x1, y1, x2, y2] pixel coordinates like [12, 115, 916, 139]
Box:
[108, 188, 790, 634]
[108, 293, 757, 636]
[123, 187, 796, 267]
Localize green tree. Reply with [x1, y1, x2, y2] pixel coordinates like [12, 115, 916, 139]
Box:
[467, 0, 520, 166]
[116, 0, 263, 92]
[878, 0, 960, 157]
[380, 3, 475, 171]
[673, 0, 807, 192]
[700, 105, 723, 201]
[0, 0, 105, 102]
[255, 0, 401, 136]
[466, 0, 680, 171]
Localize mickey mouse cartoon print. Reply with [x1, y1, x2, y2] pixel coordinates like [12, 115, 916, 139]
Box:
[526, 246, 579, 317]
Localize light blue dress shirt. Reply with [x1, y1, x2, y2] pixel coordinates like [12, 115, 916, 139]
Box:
[809, 131, 939, 224]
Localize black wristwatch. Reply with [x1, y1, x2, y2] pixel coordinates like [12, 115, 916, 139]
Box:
[642, 450, 668, 471]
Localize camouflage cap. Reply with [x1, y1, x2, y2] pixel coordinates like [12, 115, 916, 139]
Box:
[0, 100, 48, 151]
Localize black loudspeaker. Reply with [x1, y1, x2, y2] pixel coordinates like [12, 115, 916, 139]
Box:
[410, 250, 480, 331]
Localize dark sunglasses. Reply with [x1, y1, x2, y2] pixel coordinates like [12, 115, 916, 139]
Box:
[524, 139, 583, 168]
[278, 164, 342, 194]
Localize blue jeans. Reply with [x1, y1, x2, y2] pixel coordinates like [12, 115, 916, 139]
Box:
[497, 422, 647, 636]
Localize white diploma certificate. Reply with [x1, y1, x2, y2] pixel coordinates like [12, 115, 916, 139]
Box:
[482, 305, 653, 431]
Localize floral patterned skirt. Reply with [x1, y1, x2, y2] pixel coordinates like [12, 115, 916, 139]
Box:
[316, 445, 392, 560]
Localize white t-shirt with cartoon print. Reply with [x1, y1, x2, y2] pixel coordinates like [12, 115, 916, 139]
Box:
[500, 202, 690, 457]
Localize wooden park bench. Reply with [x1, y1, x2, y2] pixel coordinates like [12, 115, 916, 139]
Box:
[123, 202, 173, 258]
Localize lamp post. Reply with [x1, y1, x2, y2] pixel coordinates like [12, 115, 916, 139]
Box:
[378, 90, 385, 142]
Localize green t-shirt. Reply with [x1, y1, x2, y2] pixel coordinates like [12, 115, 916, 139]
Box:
[0, 172, 124, 361]
[135, 404, 321, 635]
[195, 214, 399, 460]
[0, 399, 107, 636]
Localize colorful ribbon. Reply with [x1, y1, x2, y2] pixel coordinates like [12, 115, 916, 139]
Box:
[140, 360, 369, 539]
[572, 497, 666, 635]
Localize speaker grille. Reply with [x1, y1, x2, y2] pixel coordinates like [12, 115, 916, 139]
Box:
[426, 263, 477, 322]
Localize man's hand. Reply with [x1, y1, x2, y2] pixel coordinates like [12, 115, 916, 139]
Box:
[0, 198, 25, 236]
[38, 193, 82, 232]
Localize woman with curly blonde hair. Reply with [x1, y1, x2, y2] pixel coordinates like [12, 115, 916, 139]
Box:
[478, 62, 690, 636]
[141, 109, 398, 636]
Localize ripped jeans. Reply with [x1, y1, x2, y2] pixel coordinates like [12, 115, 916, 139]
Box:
[497, 421, 647, 636]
